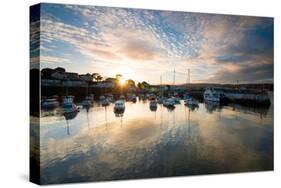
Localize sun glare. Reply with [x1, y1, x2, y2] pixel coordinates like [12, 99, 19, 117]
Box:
[119, 77, 126, 86]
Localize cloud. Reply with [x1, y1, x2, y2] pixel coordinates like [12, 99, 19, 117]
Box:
[40, 55, 71, 64]
[37, 4, 273, 84]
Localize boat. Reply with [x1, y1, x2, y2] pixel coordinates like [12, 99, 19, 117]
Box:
[99, 95, 106, 101]
[106, 93, 114, 102]
[42, 97, 59, 109]
[222, 88, 270, 105]
[119, 95, 126, 101]
[163, 98, 175, 108]
[204, 87, 221, 102]
[62, 96, 79, 114]
[101, 98, 110, 106]
[114, 100, 125, 113]
[127, 93, 137, 102]
[157, 96, 164, 104]
[82, 82, 93, 108]
[171, 96, 181, 104]
[204, 87, 270, 106]
[148, 94, 156, 101]
[81, 96, 93, 108]
[184, 97, 199, 106]
[149, 100, 157, 111]
[99, 95, 110, 106]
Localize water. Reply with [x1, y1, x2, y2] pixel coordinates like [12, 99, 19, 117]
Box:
[38, 94, 273, 184]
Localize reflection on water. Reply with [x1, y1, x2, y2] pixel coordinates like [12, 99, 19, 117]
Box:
[39, 93, 273, 184]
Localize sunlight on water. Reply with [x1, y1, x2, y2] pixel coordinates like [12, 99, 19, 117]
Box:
[38, 93, 273, 184]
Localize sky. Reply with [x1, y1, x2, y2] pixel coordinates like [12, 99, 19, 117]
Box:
[30, 3, 273, 84]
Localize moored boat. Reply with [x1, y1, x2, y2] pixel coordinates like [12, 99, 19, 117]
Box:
[149, 100, 157, 111]
[204, 87, 221, 102]
[171, 96, 181, 104]
[184, 97, 199, 106]
[62, 96, 79, 114]
[127, 93, 137, 102]
[82, 96, 93, 108]
[114, 100, 125, 113]
[42, 97, 59, 109]
[163, 98, 175, 108]
[101, 98, 110, 106]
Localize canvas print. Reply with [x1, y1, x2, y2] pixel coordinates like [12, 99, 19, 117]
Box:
[30, 3, 274, 185]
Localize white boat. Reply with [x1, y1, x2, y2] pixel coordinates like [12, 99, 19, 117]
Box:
[204, 88, 221, 102]
[163, 98, 175, 108]
[82, 96, 93, 107]
[42, 98, 59, 109]
[114, 100, 125, 112]
[119, 95, 126, 101]
[149, 100, 157, 111]
[184, 97, 199, 106]
[99, 95, 110, 106]
[101, 98, 110, 106]
[99, 95, 106, 101]
[62, 96, 79, 114]
[127, 93, 137, 102]
[106, 94, 114, 102]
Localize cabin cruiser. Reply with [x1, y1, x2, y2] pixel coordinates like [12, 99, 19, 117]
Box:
[42, 97, 59, 109]
[114, 100, 125, 113]
[204, 88, 221, 102]
[163, 98, 175, 108]
[62, 96, 79, 114]
[149, 100, 157, 111]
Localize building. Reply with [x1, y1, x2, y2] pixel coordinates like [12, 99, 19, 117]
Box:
[79, 73, 93, 82]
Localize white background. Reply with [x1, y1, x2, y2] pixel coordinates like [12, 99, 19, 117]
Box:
[0, 0, 280, 187]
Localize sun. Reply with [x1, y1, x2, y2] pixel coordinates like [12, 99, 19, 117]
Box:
[119, 77, 126, 86]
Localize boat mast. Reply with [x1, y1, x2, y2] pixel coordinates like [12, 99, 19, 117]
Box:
[187, 69, 190, 92]
[86, 81, 89, 97]
[66, 78, 69, 96]
[160, 75, 162, 97]
[173, 69, 175, 86]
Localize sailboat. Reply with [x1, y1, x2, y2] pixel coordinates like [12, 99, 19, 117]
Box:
[63, 79, 79, 114]
[184, 69, 199, 107]
[82, 82, 93, 108]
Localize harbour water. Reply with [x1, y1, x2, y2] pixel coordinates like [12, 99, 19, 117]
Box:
[38, 93, 273, 184]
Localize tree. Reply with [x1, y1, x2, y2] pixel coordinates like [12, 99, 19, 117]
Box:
[137, 82, 142, 89]
[96, 75, 103, 82]
[92, 73, 103, 82]
[115, 74, 122, 81]
[127, 79, 136, 87]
